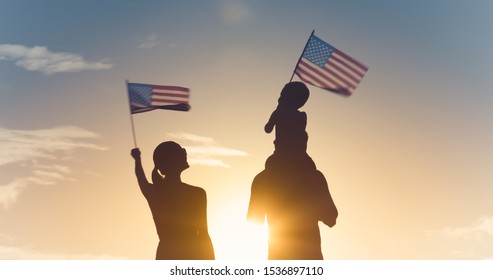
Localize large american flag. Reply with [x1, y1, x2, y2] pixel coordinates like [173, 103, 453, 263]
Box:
[127, 82, 190, 114]
[295, 34, 368, 96]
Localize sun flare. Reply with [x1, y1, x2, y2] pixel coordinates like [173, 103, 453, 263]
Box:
[209, 200, 269, 260]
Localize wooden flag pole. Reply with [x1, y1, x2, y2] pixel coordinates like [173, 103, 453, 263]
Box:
[289, 29, 315, 83]
[125, 79, 138, 148]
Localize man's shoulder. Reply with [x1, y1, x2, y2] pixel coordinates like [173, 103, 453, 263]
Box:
[183, 183, 207, 196]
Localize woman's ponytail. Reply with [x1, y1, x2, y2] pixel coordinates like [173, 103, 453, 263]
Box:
[151, 167, 163, 186]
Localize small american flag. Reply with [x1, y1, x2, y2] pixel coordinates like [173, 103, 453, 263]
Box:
[127, 82, 190, 114]
[295, 34, 368, 96]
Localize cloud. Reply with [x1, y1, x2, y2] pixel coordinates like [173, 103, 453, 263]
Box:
[0, 177, 57, 209]
[0, 180, 27, 209]
[33, 170, 70, 181]
[34, 164, 72, 175]
[0, 125, 106, 208]
[136, 33, 160, 49]
[425, 216, 493, 242]
[166, 132, 247, 168]
[423, 215, 493, 259]
[0, 44, 112, 74]
[0, 245, 126, 260]
[0, 125, 106, 166]
[0, 232, 126, 259]
[167, 132, 216, 145]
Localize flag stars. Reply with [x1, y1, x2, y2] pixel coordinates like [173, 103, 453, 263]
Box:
[128, 84, 153, 106]
[303, 36, 333, 67]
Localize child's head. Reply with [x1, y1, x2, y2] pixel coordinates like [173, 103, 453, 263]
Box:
[278, 82, 310, 109]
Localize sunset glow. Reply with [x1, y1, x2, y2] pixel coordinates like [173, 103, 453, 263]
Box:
[1, 0, 493, 260]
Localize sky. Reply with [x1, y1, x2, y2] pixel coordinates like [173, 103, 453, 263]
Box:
[0, 0, 493, 260]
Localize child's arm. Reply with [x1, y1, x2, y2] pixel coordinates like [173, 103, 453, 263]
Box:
[300, 111, 307, 130]
[264, 110, 278, 133]
[130, 148, 152, 196]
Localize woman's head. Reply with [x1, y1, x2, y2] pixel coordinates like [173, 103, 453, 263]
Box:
[153, 141, 189, 175]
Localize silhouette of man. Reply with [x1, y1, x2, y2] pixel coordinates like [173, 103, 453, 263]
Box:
[131, 141, 215, 260]
[248, 166, 337, 259]
[247, 82, 338, 260]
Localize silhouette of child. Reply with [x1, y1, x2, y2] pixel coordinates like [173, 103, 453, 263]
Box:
[264, 81, 316, 170]
[131, 142, 215, 260]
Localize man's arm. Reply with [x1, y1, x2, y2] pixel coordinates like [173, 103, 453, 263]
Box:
[247, 172, 266, 224]
[314, 171, 338, 227]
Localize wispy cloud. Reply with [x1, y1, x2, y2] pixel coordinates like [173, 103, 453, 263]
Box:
[136, 33, 160, 49]
[0, 125, 106, 166]
[167, 132, 215, 145]
[0, 177, 53, 209]
[0, 44, 112, 74]
[423, 215, 493, 259]
[0, 180, 27, 209]
[166, 132, 247, 168]
[0, 232, 126, 259]
[0, 245, 126, 260]
[425, 216, 493, 242]
[0, 126, 107, 208]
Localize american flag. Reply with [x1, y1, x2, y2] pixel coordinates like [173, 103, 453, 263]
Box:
[127, 82, 190, 114]
[295, 34, 368, 96]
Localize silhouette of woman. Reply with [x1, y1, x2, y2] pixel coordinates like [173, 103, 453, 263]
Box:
[131, 142, 215, 260]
